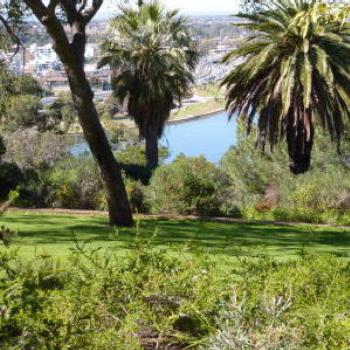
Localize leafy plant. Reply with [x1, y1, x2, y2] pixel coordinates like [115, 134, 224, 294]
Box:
[145, 155, 227, 215]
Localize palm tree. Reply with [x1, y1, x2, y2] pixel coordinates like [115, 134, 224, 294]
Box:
[222, 0, 350, 174]
[99, 2, 198, 169]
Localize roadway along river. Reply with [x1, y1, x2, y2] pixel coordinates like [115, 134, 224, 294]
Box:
[70, 111, 237, 163]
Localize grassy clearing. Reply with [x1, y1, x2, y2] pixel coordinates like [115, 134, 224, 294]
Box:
[170, 99, 224, 120]
[2, 211, 350, 260]
[193, 83, 225, 98]
[2, 212, 350, 348]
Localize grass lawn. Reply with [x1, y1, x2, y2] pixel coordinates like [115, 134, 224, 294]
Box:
[1, 211, 350, 260]
[170, 99, 224, 119]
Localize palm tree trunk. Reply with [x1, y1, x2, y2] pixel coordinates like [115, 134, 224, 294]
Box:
[287, 109, 314, 174]
[145, 130, 159, 170]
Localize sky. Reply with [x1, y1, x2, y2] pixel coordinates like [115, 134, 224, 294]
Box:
[100, 0, 240, 16]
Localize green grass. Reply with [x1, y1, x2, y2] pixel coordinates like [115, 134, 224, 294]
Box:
[1, 211, 350, 259]
[170, 99, 224, 119]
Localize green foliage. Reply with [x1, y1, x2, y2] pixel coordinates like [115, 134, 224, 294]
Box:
[0, 69, 44, 132]
[5, 95, 42, 131]
[0, 237, 224, 349]
[96, 95, 121, 121]
[0, 235, 350, 349]
[0, 130, 68, 205]
[48, 156, 102, 210]
[207, 255, 350, 349]
[145, 156, 227, 215]
[44, 92, 78, 133]
[115, 144, 169, 183]
[45, 145, 169, 211]
[221, 124, 350, 224]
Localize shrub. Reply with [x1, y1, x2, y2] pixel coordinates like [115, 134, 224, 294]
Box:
[145, 155, 227, 215]
[0, 240, 350, 349]
[221, 125, 350, 224]
[116, 144, 170, 184]
[0, 190, 18, 246]
[0, 238, 225, 349]
[47, 150, 152, 212]
[48, 156, 102, 209]
[206, 256, 350, 349]
[3, 129, 67, 169]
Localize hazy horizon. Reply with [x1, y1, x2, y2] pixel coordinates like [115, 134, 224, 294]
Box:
[99, 0, 240, 17]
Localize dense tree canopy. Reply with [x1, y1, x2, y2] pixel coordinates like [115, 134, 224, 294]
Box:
[0, 67, 44, 132]
[223, 0, 350, 174]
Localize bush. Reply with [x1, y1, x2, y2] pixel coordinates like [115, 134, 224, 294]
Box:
[0, 239, 225, 349]
[48, 156, 102, 209]
[145, 155, 227, 215]
[206, 256, 350, 349]
[0, 162, 22, 200]
[221, 125, 350, 224]
[47, 149, 153, 212]
[0, 240, 350, 349]
[116, 144, 170, 184]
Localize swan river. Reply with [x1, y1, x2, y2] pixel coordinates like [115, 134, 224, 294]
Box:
[70, 111, 237, 163]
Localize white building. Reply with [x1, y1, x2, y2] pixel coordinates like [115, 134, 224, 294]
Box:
[27, 43, 62, 72]
[85, 44, 96, 60]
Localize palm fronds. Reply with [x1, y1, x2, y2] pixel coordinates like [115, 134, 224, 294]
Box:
[223, 0, 350, 174]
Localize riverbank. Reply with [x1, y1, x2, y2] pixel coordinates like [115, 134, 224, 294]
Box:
[167, 107, 224, 125]
[68, 98, 226, 134]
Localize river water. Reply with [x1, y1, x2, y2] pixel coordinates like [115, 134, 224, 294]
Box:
[70, 111, 237, 163]
[161, 111, 236, 163]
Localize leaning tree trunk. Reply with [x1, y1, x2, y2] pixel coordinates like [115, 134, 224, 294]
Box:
[66, 66, 133, 226]
[24, 1, 134, 227]
[286, 108, 314, 175]
[145, 129, 159, 170]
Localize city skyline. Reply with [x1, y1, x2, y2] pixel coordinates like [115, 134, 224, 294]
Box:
[100, 0, 239, 16]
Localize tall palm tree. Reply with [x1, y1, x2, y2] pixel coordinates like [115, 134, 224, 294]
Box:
[222, 0, 350, 174]
[99, 2, 198, 169]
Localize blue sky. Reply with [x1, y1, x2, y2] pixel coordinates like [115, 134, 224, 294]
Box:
[100, 0, 240, 15]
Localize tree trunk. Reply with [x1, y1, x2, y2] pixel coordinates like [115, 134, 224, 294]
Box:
[66, 67, 133, 226]
[287, 109, 314, 175]
[22, 1, 133, 226]
[145, 130, 159, 170]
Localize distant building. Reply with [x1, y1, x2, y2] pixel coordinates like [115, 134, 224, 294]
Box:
[27, 43, 62, 72]
[85, 44, 96, 60]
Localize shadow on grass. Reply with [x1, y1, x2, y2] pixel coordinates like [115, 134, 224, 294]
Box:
[2, 213, 350, 257]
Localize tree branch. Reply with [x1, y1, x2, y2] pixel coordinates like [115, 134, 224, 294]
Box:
[23, 0, 48, 20]
[0, 14, 23, 57]
[48, 0, 60, 17]
[83, 0, 103, 24]
[24, 0, 72, 63]
[78, 0, 88, 13]
[60, 0, 83, 24]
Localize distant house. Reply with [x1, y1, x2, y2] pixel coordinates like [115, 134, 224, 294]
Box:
[28, 43, 62, 72]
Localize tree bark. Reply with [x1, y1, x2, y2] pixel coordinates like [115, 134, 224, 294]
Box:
[24, 1, 133, 226]
[66, 66, 133, 226]
[145, 130, 159, 170]
[287, 109, 314, 175]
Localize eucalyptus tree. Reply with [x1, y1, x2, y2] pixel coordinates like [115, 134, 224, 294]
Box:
[0, 1, 133, 226]
[223, 0, 350, 174]
[99, 2, 198, 169]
